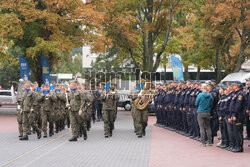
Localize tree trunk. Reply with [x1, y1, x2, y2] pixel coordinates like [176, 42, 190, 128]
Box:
[215, 50, 222, 82]
[184, 66, 189, 80]
[30, 55, 43, 86]
[196, 67, 200, 80]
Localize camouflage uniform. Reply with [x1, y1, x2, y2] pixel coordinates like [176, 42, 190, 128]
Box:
[135, 90, 154, 137]
[17, 101, 23, 137]
[86, 91, 94, 131]
[68, 89, 86, 139]
[30, 90, 42, 134]
[129, 90, 139, 133]
[21, 90, 41, 139]
[52, 90, 66, 132]
[101, 89, 118, 137]
[38, 91, 55, 137]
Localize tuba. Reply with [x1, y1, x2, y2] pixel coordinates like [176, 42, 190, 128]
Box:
[134, 82, 154, 110]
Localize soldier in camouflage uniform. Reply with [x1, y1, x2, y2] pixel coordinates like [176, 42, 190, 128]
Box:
[101, 84, 119, 138]
[60, 86, 67, 131]
[67, 80, 88, 141]
[17, 100, 23, 138]
[129, 85, 140, 134]
[20, 81, 41, 140]
[52, 84, 66, 133]
[32, 82, 42, 129]
[39, 84, 55, 138]
[135, 84, 154, 138]
[82, 84, 93, 131]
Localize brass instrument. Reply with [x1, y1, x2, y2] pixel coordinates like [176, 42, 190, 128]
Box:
[134, 82, 154, 110]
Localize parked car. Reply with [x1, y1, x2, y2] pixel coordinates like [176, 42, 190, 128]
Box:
[116, 90, 132, 111]
[0, 90, 16, 107]
[146, 100, 156, 113]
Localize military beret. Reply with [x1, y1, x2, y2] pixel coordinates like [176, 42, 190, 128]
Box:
[227, 82, 234, 87]
[220, 86, 226, 91]
[211, 79, 216, 83]
[233, 81, 242, 86]
[246, 78, 250, 81]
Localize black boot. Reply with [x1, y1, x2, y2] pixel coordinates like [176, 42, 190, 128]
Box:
[37, 130, 42, 139]
[20, 135, 29, 140]
[109, 130, 112, 137]
[104, 133, 109, 138]
[83, 132, 87, 140]
[138, 134, 142, 138]
[43, 132, 47, 138]
[142, 130, 146, 136]
[69, 136, 78, 141]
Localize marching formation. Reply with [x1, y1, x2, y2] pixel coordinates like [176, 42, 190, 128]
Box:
[153, 79, 250, 153]
[17, 80, 119, 141]
[16, 78, 250, 153]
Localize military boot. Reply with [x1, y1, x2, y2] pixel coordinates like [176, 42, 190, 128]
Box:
[43, 132, 47, 138]
[83, 132, 87, 140]
[20, 135, 29, 141]
[109, 130, 112, 137]
[37, 130, 42, 139]
[69, 136, 77, 141]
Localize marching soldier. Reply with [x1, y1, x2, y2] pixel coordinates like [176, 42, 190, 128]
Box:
[101, 83, 118, 138]
[20, 81, 41, 140]
[67, 80, 87, 141]
[135, 82, 154, 138]
[39, 83, 54, 138]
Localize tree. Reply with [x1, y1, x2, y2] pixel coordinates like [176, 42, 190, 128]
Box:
[0, 47, 21, 88]
[91, 0, 183, 79]
[0, 0, 103, 85]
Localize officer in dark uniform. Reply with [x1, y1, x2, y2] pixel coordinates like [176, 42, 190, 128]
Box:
[173, 82, 182, 131]
[154, 84, 160, 126]
[229, 81, 245, 152]
[183, 81, 192, 135]
[244, 78, 250, 141]
[188, 81, 196, 137]
[217, 86, 228, 148]
[179, 81, 188, 134]
[163, 82, 172, 129]
[157, 84, 164, 127]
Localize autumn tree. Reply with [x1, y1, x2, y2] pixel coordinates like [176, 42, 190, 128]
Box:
[90, 0, 183, 79]
[0, 0, 104, 85]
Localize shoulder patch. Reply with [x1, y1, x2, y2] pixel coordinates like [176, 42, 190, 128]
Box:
[238, 95, 242, 101]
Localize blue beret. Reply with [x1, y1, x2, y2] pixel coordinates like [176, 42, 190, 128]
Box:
[211, 79, 216, 83]
[227, 82, 234, 86]
[246, 78, 250, 81]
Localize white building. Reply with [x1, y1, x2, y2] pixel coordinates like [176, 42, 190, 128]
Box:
[82, 46, 98, 68]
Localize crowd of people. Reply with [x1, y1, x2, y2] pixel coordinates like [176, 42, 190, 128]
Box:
[17, 80, 119, 141]
[15, 77, 250, 153]
[153, 79, 250, 153]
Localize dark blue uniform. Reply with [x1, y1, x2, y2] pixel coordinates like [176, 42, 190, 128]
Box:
[245, 86, 250, 139]
[230, 89, 245, 152]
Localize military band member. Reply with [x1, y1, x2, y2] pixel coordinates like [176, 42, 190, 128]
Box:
[67, 80, 87, 141]
[20, 81, 41, 140]
[101, 83, 118, 138]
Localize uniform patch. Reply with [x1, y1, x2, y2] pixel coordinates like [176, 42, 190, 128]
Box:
[238, 95, 242, 101]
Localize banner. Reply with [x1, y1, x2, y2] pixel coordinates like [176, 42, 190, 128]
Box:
[19, 56, 30, 80]
[171, 56, 184, 81]
[41, 56, 50, 84]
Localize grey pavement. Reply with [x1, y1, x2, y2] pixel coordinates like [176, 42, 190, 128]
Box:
[0, 111, 152, 167]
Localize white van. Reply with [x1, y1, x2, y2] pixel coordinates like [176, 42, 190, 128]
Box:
[220, 71, 250, 85]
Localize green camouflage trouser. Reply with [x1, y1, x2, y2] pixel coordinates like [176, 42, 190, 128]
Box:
[135, 109, 148, 135]
[22, 111, 30, 136]
[102, 110, 116, 134]
[29, 112, 41, 133]
[131, 104, 138, 131]
[17, 109, 23, 135]
[70, 111, 86, 138]
[41, 110, 54, 133]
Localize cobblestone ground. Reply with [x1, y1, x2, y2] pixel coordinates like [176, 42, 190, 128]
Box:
[0, 111, 152, 167]
[0, 111, 249, 167]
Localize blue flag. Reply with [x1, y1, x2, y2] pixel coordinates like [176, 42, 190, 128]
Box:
[41, 56, 50, 84]
[171, 56, 184, 81]
[19, 56, 30, 80]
